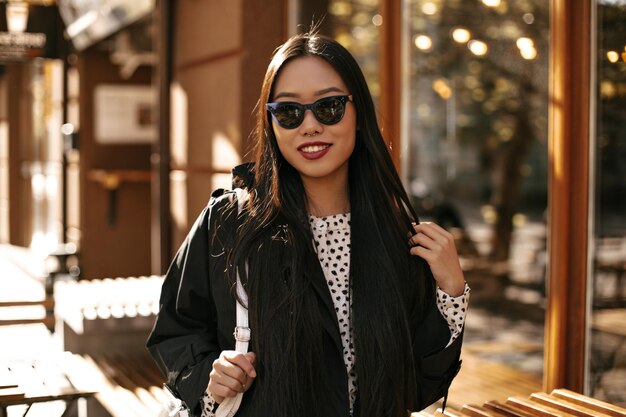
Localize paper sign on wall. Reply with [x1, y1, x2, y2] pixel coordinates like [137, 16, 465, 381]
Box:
[94, 84, 156, 144]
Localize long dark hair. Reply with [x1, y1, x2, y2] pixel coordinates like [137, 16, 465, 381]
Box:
[230, 31, 435, 417]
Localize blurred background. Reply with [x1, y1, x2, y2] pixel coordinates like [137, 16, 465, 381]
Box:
[0, 0, 624, 415]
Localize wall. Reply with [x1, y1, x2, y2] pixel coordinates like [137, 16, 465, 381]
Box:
[170, 0, 286, 249]
[77, 48, 153, 278]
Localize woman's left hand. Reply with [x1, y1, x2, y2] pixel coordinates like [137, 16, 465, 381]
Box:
[409, 222, 466, 296]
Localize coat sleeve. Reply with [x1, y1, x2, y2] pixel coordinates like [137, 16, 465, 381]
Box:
[146, 193, 232, 414]
[413, 292, 464, 410]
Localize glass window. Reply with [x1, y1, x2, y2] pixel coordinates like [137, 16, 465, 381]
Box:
[403, 0, 549, 406]
[587, 0, 626, 406]
[294, 0, 381, 102]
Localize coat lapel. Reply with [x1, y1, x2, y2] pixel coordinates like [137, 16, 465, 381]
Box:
[304, 250, 344, 354]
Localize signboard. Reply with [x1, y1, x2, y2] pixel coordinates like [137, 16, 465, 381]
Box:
[94, 84, 156, 144]
[0, 5, 63, 62]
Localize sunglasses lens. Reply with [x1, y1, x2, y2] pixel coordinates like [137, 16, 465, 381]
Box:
[268, 96, 350, 129]
[272, 104, 303, 129]
[314, 97, 346, 125]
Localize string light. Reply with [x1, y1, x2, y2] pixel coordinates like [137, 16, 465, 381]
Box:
[516, 37, 533, 50]
[481, 0, 501, 7]
[468, 40, 488, 56]
[452, 27, 471, 43]
[516, 37, 537, 60]
[414, 35, 433, 51]
[422, 2, 438, 15]
[432, 79, 452, 99]
[606, 51, 619, 63]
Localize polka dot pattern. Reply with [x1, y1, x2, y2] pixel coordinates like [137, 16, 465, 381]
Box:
[436, 282, 471, 347]
[201, 389, 218, 416]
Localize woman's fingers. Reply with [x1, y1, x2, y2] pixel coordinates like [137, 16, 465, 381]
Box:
[223, 351, 257, 378]
[208, 370, 245, 398]
[409, 222, 453, 247]
[208, 351, 257, 403]
[408, 221, 465, 296]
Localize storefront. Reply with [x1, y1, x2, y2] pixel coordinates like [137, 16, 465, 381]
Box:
[165, 0, 625, 404]
[1, 0, 624, 406]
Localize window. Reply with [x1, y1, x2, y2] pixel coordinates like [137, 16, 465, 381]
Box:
[403, 0, 550, 402]
[587, 0, 626, 406]
[295, 0, 381, 102]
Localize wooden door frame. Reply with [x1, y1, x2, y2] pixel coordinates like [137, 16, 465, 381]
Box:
[544, 0, 591, 392]
[153, 0, 173, 274]
[379, 0, 402, 169]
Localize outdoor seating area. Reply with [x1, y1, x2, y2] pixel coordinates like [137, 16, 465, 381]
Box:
[0, 350, 166, 417]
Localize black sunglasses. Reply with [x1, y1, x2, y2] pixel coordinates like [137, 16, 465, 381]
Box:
[266, 95, 353, 129]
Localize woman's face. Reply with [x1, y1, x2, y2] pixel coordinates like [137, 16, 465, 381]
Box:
[269, 56, 356, 184]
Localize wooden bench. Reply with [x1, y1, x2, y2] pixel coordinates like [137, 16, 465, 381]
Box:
[0, 245, 56, 331]
[0, 350, 167, 417]
[79, 353, 166, 417]
[423, 388, 626, 417]
[0, 298, 55, 329]
[0, 352, 97, 417]
[446, 351, 542, 409]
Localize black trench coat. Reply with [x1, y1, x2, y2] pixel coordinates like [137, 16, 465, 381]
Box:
[147, 184, 463, 417]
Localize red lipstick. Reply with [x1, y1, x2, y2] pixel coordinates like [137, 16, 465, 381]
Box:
[298, 141, 331, 160]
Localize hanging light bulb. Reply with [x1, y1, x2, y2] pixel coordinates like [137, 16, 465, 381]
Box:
[6, 2, 29, 33]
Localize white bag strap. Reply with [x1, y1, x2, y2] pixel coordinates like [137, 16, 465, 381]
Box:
[233, 188, 250, 352]
[215, 188, 249, 417]
[233, 264, 249, 352]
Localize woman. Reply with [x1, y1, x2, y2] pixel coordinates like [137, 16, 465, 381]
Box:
[147, 31, 469, 417]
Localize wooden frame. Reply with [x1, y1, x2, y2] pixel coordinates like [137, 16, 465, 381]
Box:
[153, 0, 174, 274]
[379, 0, 402, 169]
[544, 0, 591, 392]
[7, 65, 29, 247]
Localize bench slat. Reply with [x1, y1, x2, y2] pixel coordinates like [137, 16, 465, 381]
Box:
[81, 355, 149, 417]
[0, 367, 19, 390]
[0, 316, 55, 327]
[484, 400, 537, 417]
[435, 409, 468, 417]
[506, 396, 578, 417]
[530, 392, 615, 417]
[462, 404, 511, 417]
[96, 356, 163, 414]
[0, 298, 54, 308]
[0, 387, 26, 402]
[551, 389, 626, 417]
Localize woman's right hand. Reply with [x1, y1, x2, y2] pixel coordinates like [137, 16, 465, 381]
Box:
[208, 351, 257, 404]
